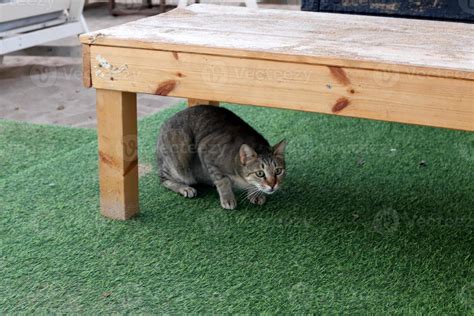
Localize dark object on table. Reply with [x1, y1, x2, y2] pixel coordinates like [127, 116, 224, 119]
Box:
[302, 0, 474, 23]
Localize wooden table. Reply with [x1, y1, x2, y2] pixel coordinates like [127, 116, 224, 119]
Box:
[80, 4, 474, 220]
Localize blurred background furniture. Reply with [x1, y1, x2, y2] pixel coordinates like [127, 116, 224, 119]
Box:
[107, 0, 167, 15]
[301, 0, 474, 22]
[107, 0, 258, 15]
[178, 0, 257, 9]
[0, 0, 89, 61]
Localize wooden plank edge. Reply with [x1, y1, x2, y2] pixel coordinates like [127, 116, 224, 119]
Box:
[78, 39, 474, 82]
[91, 85, 474, 132]
[82, 44, 92, 88]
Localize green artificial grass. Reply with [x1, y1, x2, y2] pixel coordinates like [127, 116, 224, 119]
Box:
[0, 104, 473, 313]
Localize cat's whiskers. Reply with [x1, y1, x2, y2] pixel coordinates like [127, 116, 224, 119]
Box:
[246, 186, 264, 202]
[239, 189, 251, 200]
[245, 188, 258, 200]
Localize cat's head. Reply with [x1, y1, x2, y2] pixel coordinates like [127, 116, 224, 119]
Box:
[239, 140, 287, 194]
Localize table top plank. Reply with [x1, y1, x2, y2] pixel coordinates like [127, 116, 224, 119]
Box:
[80, 4, 474, 80]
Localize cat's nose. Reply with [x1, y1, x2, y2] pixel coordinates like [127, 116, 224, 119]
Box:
[265, 185, 277, 194]
[267, 178, 276, 188]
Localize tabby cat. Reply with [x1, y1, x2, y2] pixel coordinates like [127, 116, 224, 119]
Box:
[156, 105, 287, 210]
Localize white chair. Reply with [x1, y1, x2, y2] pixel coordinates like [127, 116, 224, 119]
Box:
[0, 0, 89, 62]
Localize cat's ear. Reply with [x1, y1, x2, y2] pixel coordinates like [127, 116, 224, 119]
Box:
[272, 139, 287, 158]
[240, 144, 257, 165]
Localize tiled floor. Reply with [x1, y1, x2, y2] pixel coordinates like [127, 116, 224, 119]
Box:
[0, 3, 299, 128]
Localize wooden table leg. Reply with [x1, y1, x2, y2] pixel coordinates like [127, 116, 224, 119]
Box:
[188, 99, 219, 107]
[96, 89, 139, 220]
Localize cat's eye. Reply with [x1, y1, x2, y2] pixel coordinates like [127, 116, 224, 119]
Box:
[256, 171, 265, 178]
[275, 168, 283, 175]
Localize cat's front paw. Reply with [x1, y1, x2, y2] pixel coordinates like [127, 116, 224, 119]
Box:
[249, 194, 266, 205]
[179, 186, 197, 198]
[220, 196, 237, 210]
